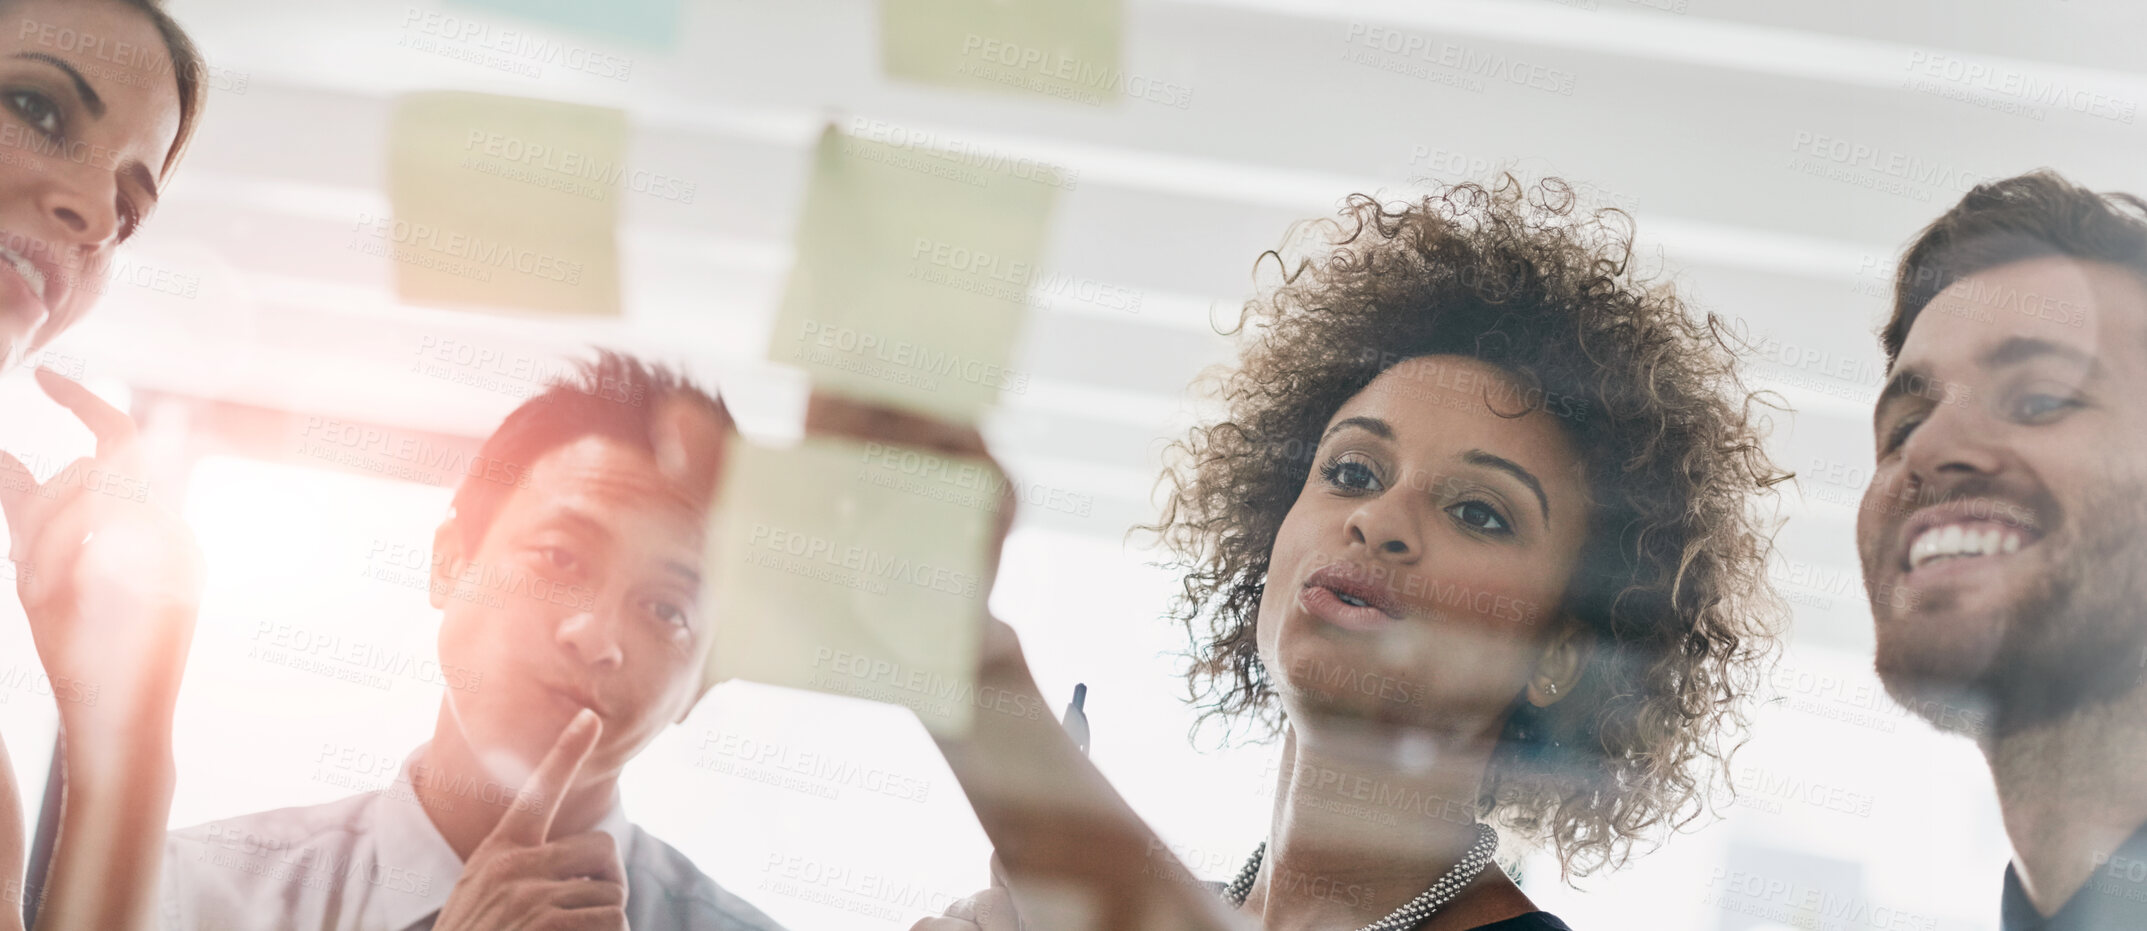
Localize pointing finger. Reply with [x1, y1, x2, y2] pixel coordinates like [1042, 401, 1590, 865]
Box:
[33, 369, 139, 465]
[488, 708, 601, 847]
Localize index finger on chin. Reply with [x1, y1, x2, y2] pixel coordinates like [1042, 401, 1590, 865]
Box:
[33, 369, 138, 462]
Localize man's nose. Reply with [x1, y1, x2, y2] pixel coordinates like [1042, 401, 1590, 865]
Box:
[1900, 399, 2004, 485]
[556, 609, 625, 668]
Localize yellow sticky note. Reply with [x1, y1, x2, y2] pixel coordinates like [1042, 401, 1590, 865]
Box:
[770, 125, 1059, 424]
[702, 437, 998, 735]
[882, 0, 1123, 104]
[383, 91, 624, 316]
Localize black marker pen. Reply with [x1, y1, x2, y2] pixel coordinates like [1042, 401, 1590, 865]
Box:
[1062, 682, 1090, 756]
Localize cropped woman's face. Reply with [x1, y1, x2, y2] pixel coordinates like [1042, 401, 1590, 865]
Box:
[1256, 354, 1592, 745]
[0, 0, 183, 370]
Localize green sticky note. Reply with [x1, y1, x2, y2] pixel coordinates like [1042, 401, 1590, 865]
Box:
[883, 0, 1123, 103]
[771, 125, 1059, 424]
[703, 437, 997, 736]
[383, 91, 624, 317]
[448, 0, 682, 49]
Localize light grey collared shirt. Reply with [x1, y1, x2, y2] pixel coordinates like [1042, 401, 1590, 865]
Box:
[160, 745, 784, 931]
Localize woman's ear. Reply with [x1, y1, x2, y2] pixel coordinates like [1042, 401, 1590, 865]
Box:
[428, 517, 465, 611]
[1526, 614, 1594, 708]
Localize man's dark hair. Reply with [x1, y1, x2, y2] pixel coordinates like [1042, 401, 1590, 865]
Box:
[448, 350, 729, 550]
[1884, 169, 2147, 366]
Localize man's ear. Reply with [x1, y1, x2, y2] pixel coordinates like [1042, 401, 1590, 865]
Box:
[429, 516, 465, 612]
[1525, 614, 1595, 708]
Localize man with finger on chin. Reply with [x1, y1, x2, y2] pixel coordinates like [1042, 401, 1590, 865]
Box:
[1857, 170, 2147, 929]
[160, 352, 785, 931]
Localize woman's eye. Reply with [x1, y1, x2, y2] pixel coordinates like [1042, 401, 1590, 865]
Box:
[1448, 500, 1510, 534]
[1319, 456, 1382, 493]
[116, 197, 143, 242]
[8, 89, 59, 137]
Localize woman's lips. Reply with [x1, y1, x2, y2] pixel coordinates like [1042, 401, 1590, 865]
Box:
[1300, 583, 1397, 632]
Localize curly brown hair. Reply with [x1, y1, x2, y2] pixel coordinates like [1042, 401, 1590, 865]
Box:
[1149, 177, 1788, 878]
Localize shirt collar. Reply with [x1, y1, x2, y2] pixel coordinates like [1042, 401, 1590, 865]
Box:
[365, 743, 636, 931]
[2001, 820, 2147, 931]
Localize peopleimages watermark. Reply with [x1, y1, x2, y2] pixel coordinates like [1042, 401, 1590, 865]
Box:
[295, 417, 534, 491]
[250, 619, 485, 693]
[1301, 554, 1544, 625]
[408, 337, 645, 407]
[0, 447, 150, 503]
[1288, 656, 1431, 710]
[1342, 23, 1577, 97]
[0, 231, 201, 303]
[904, 237, 1032, 307]
[348, 213, 586, 286]
[1701, 867, 1939, 931]
[1766, 659, 1988, 738]
[1240, 751, 1476, 831]
[1730, 763, 1876, 819]
[758, 853, 964, 924]
[790, 318, 1031, 397]
[954, 34, 1193, 109]
[406, 337, 597, 407]
[187, 821, 434, 896]
[1783, 131, 1990, 204]
[1768, 551, 1921, 616]
[0, 662, 95, 707]
[1891, 256, 2092, 329]
[1903, 50, 2137, 125]
[19, 348, 82, 380]
[857, 441, 1095, 520]
[1744, 327, 1974, 410]
[692, 730, 931, 803]
[845, 117, 1081, 192]
[1355, 348, 1591, 424]
[808, 647, 1048, 725]
[745, 524, 980, 598]
[462, 130, 696, 205]
[363, 536, 598, 613]
[397, 8, 633, 82]
[905, 236, 1140, 315]
[310, 740, 554, 818]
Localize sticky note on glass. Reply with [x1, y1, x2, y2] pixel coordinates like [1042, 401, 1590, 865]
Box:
[448, 0, 681, 48]
[385, 91, 624, 317]
[771, 125, 1058, 423]
[882, 0, 1122, 103]
[703, 437, 997, 735]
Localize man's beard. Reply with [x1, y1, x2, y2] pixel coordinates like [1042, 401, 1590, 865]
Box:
[1882, 476, 2147, 740]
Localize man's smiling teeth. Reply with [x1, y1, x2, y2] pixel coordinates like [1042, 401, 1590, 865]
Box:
[1336, 591, 1371, 608]
[1908, 523, 2022, 569]
[0, 248, 42, 303]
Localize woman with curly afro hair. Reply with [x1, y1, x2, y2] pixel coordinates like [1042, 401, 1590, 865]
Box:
[902, 175, 1788, 931]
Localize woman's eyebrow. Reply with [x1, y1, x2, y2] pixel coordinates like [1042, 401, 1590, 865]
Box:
[12, 53, 103, 117]
[1462, 449, 1550, 525]
[1321, 416, 1391, 442]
